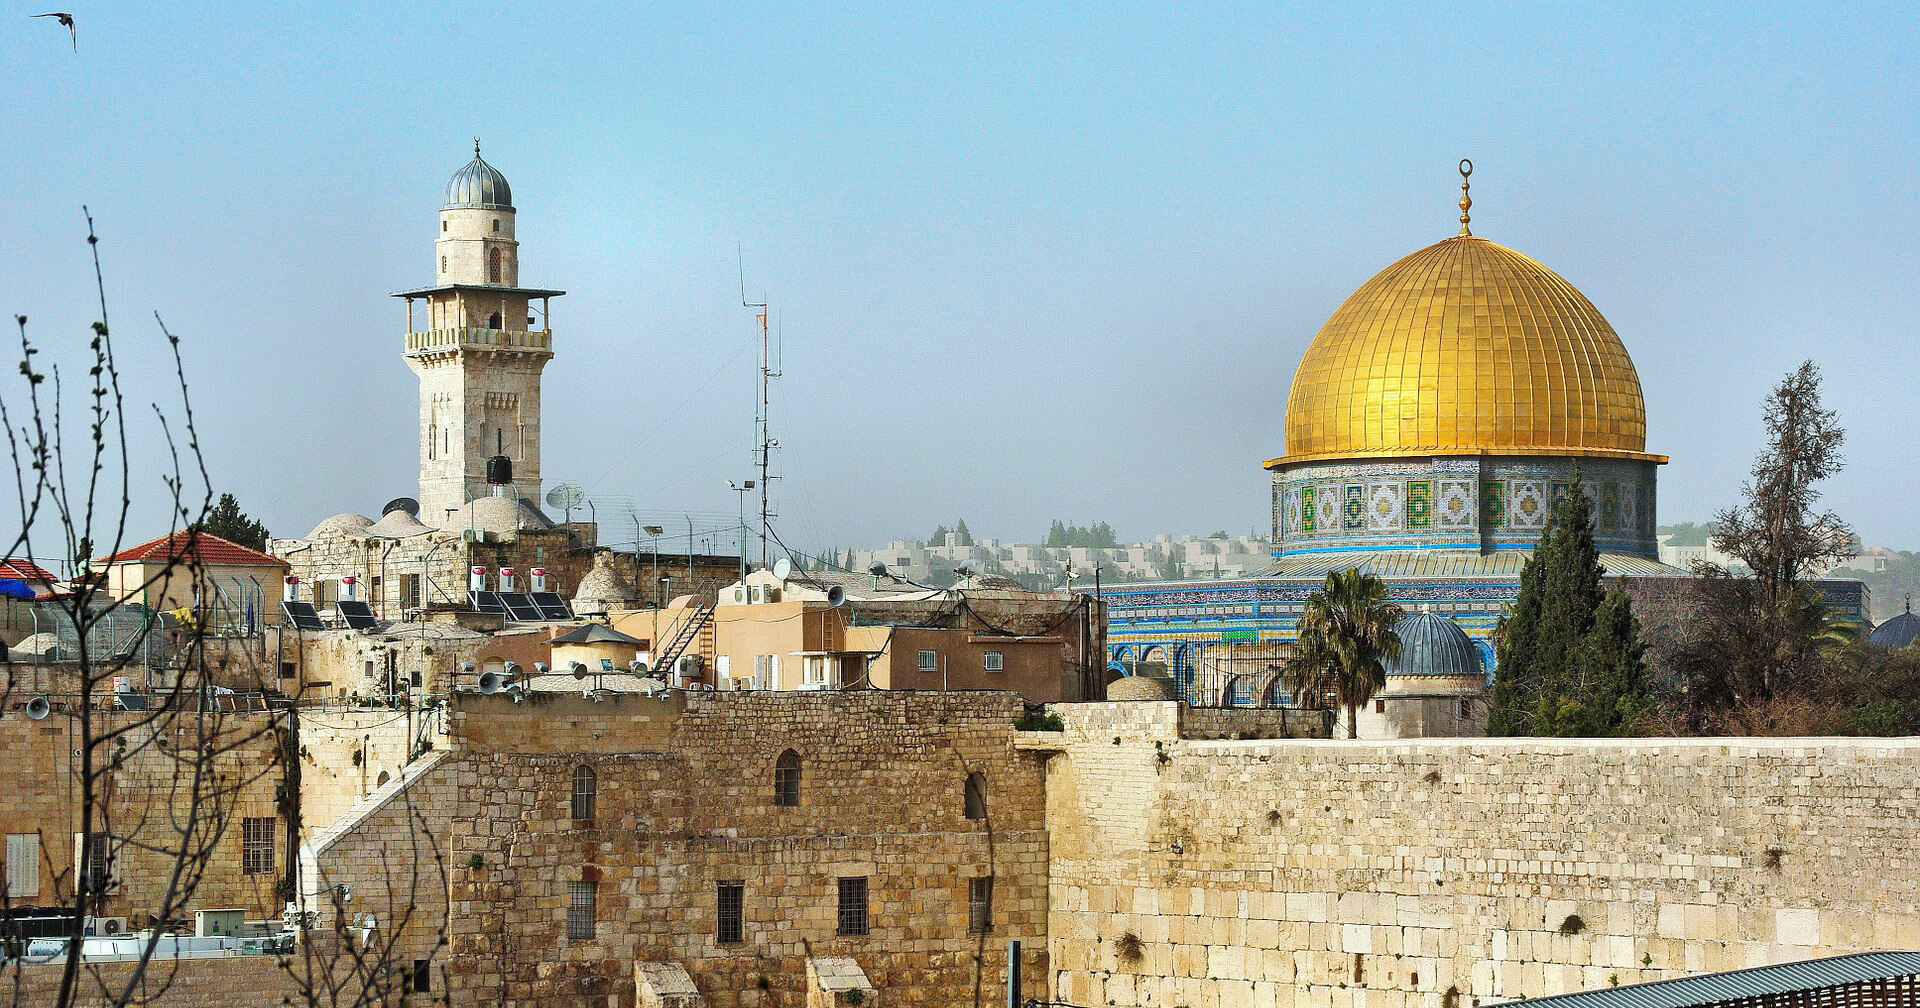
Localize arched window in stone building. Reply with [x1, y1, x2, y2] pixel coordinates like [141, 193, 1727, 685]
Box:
[774, 749, 801, 807]
[488, 247, 502, 284]
[487, 312, 502, 329]
[571, 764, 596, 819]
[963, 772, 987, 820]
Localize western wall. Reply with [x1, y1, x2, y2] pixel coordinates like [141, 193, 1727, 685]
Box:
[1042, 702, 1920, 1008]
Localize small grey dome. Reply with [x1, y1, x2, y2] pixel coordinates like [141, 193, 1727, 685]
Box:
[1870, 607, 1920, 650]
[1385, 610, 1484, 678]
[308, 512, 373, 539]
[444, 142, 513, 211]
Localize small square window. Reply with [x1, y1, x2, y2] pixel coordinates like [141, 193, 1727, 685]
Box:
[918, 650, 937, 673]
[837, 876, 868, 936]
[1374, 698, 1387, 714]
[983, 651, 1003, 673]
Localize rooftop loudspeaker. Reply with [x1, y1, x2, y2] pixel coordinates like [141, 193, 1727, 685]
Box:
[478, 671, 507, 694]
[571, 662, 589, 680]
[26, 696, 50, 720]
[826, 585, 845, 608]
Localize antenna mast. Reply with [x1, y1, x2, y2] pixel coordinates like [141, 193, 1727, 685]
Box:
[739, 247, 778, 568]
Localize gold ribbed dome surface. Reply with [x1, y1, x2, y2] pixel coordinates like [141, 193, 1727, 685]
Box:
[1272, 235, 1661, 467]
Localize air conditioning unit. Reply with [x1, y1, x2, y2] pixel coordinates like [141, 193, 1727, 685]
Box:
[676, 654, 703, 678]
[84, 916, 128, 936]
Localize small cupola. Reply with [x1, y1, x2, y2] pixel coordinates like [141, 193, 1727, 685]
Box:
[444, 140, 514, 211]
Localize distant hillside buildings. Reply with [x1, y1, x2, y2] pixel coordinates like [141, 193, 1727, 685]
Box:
[843, 532, 1275, 588]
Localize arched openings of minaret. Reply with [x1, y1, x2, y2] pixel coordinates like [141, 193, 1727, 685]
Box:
[488, 312, 502, 330]
[428, 422, 436, 461]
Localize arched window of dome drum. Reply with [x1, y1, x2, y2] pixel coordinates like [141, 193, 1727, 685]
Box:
[488, 247, 502, 284]
[963, 772, 987, 820]
[571, 764, 596, 819]
[773, 750, 801, 807]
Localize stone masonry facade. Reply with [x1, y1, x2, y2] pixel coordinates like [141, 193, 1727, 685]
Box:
[1042, 704, 1920, 1008]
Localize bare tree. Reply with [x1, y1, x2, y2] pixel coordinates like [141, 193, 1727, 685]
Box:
[1, 218, 441, 1007]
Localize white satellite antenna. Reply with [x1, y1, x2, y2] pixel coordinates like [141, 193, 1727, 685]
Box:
[771, 557, 791, 582]
[545, 484, 586, 523]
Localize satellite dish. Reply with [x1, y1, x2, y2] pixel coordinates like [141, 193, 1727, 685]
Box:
[26, 696, 50, 720]
[771, 557, 792, 582]
[381, 497, 420, 518]
[826, 585, 846, 608]
[545, 484, 586, 516]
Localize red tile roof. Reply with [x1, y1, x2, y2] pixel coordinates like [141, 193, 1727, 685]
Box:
[0, 558, 59, 582]
[97, 530, 287, 568]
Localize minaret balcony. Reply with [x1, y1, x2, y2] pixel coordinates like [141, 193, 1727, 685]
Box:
[405, 327, 552, 354]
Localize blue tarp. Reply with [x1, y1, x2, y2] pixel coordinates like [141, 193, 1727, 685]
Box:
[0, 579, 37, 600]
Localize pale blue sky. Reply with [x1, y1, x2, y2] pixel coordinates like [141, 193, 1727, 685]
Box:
[4, 4, 1916, 554]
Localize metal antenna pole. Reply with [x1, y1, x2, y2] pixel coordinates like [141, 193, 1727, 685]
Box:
[739, 247, 777, 570]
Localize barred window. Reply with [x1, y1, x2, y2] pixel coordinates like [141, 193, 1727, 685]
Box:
[716, 881, 744, 944]
[983, 651, 1003, 673]
[774, 750, 801, 808]
[968, 875, 993, 935]
[963, 772, 987, 821]
[836, 876, 868, 936]
[571, 764, 596, 820]
[241, 817, 274, 875]
[567, 880, 596, 940]
[917, 649, 937, 672]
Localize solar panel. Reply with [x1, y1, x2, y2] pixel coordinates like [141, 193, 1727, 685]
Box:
[336, 600, 380, 631]
[499, 593, 543, 621]
[468, 590, 505, 615]
[282, 601, 325, 631]
[531, 591, 572, 620]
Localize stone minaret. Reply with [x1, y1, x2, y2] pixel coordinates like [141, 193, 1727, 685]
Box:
[396, 143, 564, 524]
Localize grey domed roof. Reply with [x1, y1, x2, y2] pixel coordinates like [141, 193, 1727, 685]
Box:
[1385, 610, 1484, 677]
[444, 142, 513, 211]
[1870, 607, 1920, 650]
[308, 512, 373, 539]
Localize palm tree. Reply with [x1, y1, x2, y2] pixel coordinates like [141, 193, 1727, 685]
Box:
[1286, 568, 1404, 738]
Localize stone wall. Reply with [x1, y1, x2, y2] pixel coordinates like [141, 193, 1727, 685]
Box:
[1042, 718, 1920, 1008]
[310, 690, 1053, 1007]
[0, 710, 287, 924]
[5, 954, 307, 1008]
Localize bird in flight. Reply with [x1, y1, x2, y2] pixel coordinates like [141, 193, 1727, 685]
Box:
[32, 12, 76, 50]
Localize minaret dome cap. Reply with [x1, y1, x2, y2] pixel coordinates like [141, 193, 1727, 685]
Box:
[444, 140, 514, 211]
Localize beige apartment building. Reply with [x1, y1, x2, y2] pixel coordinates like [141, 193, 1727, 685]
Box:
[612, 568, 1103, 702]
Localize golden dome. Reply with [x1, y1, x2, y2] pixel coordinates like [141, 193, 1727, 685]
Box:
[1271, 235, 1664, 468]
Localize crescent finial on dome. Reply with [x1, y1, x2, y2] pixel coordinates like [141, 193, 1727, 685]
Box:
[1457, 159, 1473, 237]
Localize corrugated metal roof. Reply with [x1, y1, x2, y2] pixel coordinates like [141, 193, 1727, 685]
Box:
[1500, 951, 1920, 1008]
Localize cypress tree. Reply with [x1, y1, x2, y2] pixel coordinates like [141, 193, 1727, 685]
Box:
[1489, 470, 1614, 735]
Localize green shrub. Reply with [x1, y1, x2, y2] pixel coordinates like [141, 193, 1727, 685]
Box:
[1014, 710, 1065, 732]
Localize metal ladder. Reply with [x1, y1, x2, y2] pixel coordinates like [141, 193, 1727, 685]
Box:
[651, 602, 713, 673]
